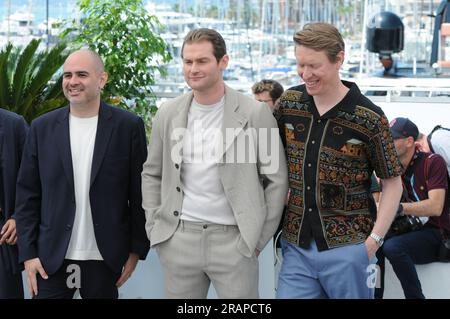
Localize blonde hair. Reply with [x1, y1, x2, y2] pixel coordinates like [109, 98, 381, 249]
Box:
[293, 23, 345, 62]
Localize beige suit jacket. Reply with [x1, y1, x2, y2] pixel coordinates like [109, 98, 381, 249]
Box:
[142, 85, 288, 257]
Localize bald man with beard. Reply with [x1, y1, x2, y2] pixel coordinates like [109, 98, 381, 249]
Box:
[15, 49, 149, 299]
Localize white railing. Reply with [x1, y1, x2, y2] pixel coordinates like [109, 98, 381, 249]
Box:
[152, 78, 450, 103]
[354, 77, 450, 103]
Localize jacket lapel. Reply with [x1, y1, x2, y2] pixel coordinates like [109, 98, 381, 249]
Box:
[90, 102, 113, 187]
[55, 107, 75, 194]
[169, 88, 248, 161]
[171, 92, 192, 130]
[220, 86, 248, 159]
[170, 92, 193, 161]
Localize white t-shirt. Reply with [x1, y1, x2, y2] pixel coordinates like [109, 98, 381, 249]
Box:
[65, 114, 103, 260]
[430, 129, 450, 178]
[180, 97, 236, 225]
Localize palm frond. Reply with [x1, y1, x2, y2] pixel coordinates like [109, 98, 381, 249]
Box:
[34, 97, 66, 117]
[0, 43, 13, 108]
[0, 39, 67, 122]
[27, 41, 68, 97]
[12, 39, 40, 112]
[43, 75, 65, 101]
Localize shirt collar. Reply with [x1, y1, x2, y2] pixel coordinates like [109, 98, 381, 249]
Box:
[404, 148, 425, 177]
[304, 80, 361, 120]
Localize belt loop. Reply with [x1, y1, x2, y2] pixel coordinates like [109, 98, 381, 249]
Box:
[180, 220, 184, 232]
[223, 225, 228, 232]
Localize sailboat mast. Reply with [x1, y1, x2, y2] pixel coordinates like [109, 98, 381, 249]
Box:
[7, 0, 11, 42]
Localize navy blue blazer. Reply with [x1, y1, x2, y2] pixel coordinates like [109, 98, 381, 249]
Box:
[0, 108, 28, 274]
[15, 102, 149, 274]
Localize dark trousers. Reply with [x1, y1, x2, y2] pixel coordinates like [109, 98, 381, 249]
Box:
[0, 266, 24, 299]
[375, 227, 441, 299]
[34, 259, 121, 299]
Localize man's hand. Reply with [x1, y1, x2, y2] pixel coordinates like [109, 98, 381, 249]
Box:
[24, 258, 48, 297]
[116, 253, 139, 288]
[0, 218, 17, 245]
[365, 237, 380, 260]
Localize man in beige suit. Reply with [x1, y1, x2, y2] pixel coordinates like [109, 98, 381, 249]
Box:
[142, 28, 288, 298]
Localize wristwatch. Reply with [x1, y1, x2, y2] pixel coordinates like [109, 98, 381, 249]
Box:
[370, 233, 384, 247]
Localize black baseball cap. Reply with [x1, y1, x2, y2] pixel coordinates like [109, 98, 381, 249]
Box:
[389, 117, 419, 140]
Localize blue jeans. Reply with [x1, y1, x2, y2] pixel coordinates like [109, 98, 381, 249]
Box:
[276, 239, 377, 299]
[375, 227, 441, 299]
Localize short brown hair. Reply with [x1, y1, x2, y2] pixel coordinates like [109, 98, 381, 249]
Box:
[293, 23, 345, 62]
[181, 28, 227, 63]
[252, 79, 284, 103]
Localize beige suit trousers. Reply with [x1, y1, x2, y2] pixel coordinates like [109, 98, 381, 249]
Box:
[155, 220, 259, 299]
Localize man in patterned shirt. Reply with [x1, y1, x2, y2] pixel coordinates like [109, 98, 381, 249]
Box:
[275, 22, 403, 299]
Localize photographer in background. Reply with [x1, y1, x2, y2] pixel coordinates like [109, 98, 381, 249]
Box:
[416, 126, 450, 179]
[375, 117, 450, 299]
[252, 79, 284, 113]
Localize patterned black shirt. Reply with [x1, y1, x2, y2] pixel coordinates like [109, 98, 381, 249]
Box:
[276, 81, 402, 251]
